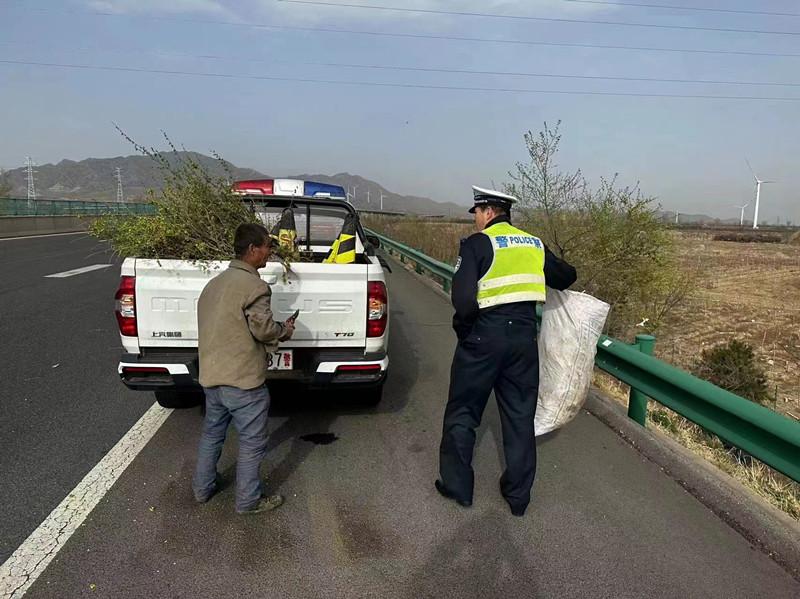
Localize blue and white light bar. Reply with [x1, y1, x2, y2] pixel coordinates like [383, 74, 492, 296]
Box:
[302, 181, 347, 199]
[232, 178, 346, 199]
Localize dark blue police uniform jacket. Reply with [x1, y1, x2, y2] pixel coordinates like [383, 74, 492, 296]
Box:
[451, 214, 578, 339]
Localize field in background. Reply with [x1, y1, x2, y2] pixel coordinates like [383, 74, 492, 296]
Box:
[363, 216, 469, 265]
[661, 232, 800, 421]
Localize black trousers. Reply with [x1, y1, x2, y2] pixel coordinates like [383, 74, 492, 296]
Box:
[439, 320, 539, 510]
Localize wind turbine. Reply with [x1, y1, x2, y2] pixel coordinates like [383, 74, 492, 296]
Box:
[733, 203, 749, 227]
[745, 159, 773, 230]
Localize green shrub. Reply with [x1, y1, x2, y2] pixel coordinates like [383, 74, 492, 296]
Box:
[691, 339, 773, 406]
[90, 130, 258, 261]
[505, 121, 692, 337]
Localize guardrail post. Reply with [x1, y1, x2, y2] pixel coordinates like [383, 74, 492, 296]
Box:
[628, 334, 656, 426]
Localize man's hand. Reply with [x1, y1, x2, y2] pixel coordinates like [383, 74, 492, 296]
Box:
[281, 319, 296, 340]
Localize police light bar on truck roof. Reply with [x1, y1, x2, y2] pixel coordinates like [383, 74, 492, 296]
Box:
[232, 179, 346, 199]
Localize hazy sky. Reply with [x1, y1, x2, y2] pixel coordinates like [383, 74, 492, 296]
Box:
[1, 0, 799, 222]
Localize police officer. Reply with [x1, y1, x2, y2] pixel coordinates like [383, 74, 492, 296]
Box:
[436, 186, 577, 516]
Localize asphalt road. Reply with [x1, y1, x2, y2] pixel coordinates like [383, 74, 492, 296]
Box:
[3, 234, 798, 598]
[0, 233, 152, 563]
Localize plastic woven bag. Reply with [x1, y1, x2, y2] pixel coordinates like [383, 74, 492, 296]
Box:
[535, 289, 610, 436]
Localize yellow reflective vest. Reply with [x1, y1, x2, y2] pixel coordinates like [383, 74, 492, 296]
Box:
[476, 222, 547, 309]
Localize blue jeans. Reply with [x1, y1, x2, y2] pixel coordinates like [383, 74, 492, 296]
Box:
[192, 384, 270, 512]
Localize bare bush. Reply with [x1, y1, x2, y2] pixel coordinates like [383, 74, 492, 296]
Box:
[506, 121, 691, 337]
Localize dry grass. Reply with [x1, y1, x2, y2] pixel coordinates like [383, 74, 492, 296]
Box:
[594, 372, 800, 520]
[363, 216, 470, 265]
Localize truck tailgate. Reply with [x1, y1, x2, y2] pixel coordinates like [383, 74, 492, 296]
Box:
[134, 259, 368, 349]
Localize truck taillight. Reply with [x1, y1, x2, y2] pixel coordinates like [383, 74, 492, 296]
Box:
[336, 364, 382, 373]
[367, 281, 388, 338]
[115, 275, 137, 337]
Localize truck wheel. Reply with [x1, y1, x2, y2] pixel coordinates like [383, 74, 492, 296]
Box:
[154, 390, 204, 409]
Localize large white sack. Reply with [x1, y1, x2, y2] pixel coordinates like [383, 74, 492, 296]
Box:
[535, 289, 610, 436]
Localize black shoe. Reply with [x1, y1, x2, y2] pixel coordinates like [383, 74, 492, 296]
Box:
[499, 479, 527, 516]
[435, 479, 472, 508]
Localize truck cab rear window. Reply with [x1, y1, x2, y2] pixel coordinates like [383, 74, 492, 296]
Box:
[249, 203, 350, 247]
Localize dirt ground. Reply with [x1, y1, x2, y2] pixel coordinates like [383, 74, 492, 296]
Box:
[655, 231, 800, 420]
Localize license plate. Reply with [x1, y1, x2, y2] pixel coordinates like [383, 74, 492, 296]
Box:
[267, 350, 293, 371]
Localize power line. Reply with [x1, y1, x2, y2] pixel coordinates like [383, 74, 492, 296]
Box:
[4, 43, 800, 87]
[20, 8, 800, 59]
[311, 62, 800, 87]
[276, 0, 800, 36]
[2, 58, 799, 101]
[563, 1, 800, 18]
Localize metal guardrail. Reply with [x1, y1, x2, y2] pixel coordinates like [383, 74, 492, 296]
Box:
[595, 337, 800, 483]
[0, 198, 155, 217]
[366, 228, 800, 483]
[368, 230, 456, 292]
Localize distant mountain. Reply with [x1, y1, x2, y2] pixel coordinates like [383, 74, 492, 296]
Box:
[1, 153, 263, 203]
[0, 153, 463, 216]
[288, 172, 466, 216]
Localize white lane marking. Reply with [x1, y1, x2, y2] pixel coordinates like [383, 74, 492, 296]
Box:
[44, 264, 113, 278]
[0, 232, 86, 242]
[0, 402, 172, 599]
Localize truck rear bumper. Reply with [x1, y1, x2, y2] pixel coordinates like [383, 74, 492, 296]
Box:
[118, 355, 198, 391]
[118, 350, 388, 392]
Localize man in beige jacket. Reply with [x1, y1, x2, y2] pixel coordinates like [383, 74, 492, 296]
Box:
[193, 223, 295, 514]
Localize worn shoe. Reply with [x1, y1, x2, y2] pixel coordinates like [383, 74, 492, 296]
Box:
[434, 480, 472, 508]
[238, 494, 285, 515]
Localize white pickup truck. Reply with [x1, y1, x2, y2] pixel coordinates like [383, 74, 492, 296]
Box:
[114, 179, 390, 408]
